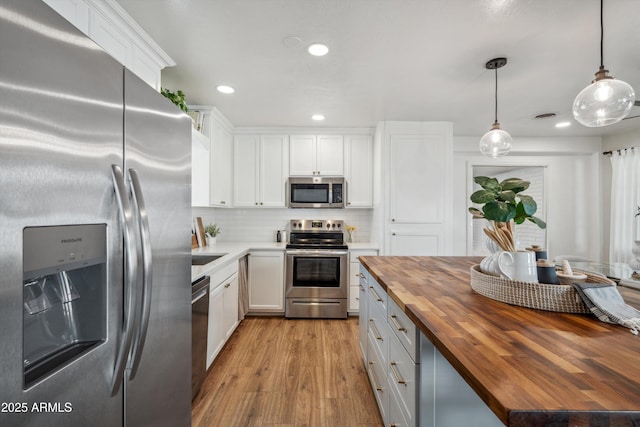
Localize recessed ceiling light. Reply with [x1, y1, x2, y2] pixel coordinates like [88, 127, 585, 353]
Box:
[307, 43, 329, 56]
[311, 114, 325, 121]
[555, 121, 571, 128]
[216, 85, 235, 94]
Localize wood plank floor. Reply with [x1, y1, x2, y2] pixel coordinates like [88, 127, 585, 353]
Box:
[192, 316, 383, 427]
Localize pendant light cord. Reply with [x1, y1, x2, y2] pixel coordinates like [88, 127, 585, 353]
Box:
[600, 0, 604, 68]
[494, 68, 498, 123]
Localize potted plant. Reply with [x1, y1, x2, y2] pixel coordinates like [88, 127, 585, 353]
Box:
[204, 223, 221, 246]
[468, 176, 546, 252]
[160, 87, 189, 113]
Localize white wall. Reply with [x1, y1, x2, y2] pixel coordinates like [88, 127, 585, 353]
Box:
[192, 207, 373, 243]
[454, 136, 602, 261]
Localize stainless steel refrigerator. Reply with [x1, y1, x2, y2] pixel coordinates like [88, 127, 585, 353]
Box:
[0, 1, 192, 426]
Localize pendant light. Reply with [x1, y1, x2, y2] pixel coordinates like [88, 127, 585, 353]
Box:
[573, 0, 635, 127]
[479, 57, 512, 158]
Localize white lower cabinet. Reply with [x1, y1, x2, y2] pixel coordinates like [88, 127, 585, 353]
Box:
[207, 262, 239, 369]
[361, 263, 503, 427]
[248, 251, 284, 312]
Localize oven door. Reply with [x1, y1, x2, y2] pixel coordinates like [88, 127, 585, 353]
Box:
[285, 249, 348, 299]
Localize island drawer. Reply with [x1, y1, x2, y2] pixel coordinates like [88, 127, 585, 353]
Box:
[367, 332, 389, 425]
[388, 329, 419, 426]
[368, 290, 388, 364]
[368, 275, 387, 314]
[388, 298, 420, 362]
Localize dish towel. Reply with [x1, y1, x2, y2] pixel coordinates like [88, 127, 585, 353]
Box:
[572, 283, 640, 335]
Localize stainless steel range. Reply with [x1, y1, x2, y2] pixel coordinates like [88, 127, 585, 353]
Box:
[285, 219, 348, 318]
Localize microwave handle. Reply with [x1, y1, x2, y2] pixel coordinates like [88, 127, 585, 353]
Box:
[344, 180, 348, 207]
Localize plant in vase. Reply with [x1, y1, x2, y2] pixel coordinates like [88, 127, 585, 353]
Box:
[468, 176, 546, 275]
[204, 223, 221, 246]
[346, 225, 356, 243]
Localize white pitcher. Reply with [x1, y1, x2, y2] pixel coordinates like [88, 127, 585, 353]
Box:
[498, 251, 538, 282]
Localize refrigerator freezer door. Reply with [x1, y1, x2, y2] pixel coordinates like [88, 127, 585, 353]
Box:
[123, 69, 192, 427]
[0, 1, 124, 426]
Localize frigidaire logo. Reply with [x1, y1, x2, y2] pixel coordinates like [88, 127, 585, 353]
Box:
[61, 238, 82, 244]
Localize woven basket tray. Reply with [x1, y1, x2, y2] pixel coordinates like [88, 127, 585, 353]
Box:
[469, 264, 615, 313]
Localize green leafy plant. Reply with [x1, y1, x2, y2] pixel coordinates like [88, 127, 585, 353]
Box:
[204, 223, 221, 237]
[160, 87, 189, 113]
[468, 176, 546, 251]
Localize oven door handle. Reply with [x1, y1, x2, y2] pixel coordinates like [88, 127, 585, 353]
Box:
[285, 249, 348, 256]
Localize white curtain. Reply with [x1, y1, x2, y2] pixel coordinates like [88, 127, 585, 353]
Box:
[609, 148, 640, 265]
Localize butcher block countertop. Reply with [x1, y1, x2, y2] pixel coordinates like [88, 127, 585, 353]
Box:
[358, 256, 640, 426]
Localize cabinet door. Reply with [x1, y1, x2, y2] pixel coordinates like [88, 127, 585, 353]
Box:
[289, 135, 316, 176]
[260, 135, 288, 207]
[388, 227, 442, 256]
[345, 135, 373, 207]
[210, 121, 233, 206]
[206, 283, 225, 369]
[191, 129, 210, 207]
[234, 135, 259, 207]
[316, 135, 344, 176]
[222, 274, 239, 340]
[248, 251, 284, 311]
[388, 134, 446, 224]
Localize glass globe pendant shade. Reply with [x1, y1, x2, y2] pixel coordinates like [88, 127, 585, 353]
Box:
[573, 67, 636, 127]
[479, 121, 512, 158]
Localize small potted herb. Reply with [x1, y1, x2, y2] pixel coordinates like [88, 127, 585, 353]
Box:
[204, 224, 221, 246]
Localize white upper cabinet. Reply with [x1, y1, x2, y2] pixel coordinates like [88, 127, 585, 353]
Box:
[345, 135, 373, 208]
[43, 0, 174, 90]
[191, 128, 210, 207]
[209, 114, 233, 207]
[290, 135, 344, 176]
[234, 135, 288, 207]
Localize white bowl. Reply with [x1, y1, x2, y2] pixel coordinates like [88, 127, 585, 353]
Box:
[556, 272, 587, 285]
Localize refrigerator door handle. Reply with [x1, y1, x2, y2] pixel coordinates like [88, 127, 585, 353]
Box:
[126, 168, 153, 380]
[110, 164, 141, 396]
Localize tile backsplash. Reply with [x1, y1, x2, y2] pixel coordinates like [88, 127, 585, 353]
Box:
[192, 207, 373, 243]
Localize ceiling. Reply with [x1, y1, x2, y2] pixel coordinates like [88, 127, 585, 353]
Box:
[117, 0, 640, 137]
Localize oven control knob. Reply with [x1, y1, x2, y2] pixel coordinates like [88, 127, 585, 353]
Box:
[326, 224, 330, 229]
[337, 223, 341, 228]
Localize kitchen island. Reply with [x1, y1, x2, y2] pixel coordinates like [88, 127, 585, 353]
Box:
[359, 256, 640, 426]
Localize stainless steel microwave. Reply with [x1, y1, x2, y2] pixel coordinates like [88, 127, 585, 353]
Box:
[288, 177, 345, 208]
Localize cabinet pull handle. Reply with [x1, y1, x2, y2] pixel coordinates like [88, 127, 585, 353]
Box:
[391, 218, 395, 222]
[369, 287, 383, 302]
[390, 314, 407, 332]
[392, 233, 396, 236]
[260, 202, 263, 205]
[367, 362, 383, 391]
[359, 285, 365, 292]
[221, 201, 226, 205]
[255, 202, 258, 205]
[389, 362, 407, 386]
[368, 319, 383, 341]
[356, 273, 365, 278]
[225, 283, 230, 288]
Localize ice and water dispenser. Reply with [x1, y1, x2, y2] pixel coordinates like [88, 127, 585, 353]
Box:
[23, 224, 107, 388]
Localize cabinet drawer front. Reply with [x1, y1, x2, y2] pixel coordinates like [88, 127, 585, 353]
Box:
[350, 250, 378, 263]
[368, 276, 387, 314]
[388, 298, 420, 362]
[367, 333, 388, 424]
[388, 330, 419, 426]
[389, 384, 410, 427]
[367, 298, 388, 365]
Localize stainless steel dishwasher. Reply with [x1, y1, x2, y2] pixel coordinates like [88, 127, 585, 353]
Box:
[191, 275, 210, 400]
